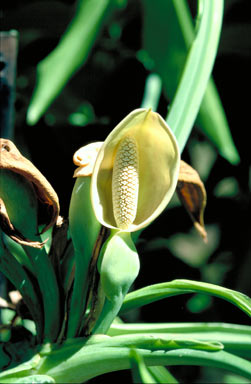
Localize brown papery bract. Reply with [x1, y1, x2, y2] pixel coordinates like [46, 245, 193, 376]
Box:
[0, 138, 60, 234]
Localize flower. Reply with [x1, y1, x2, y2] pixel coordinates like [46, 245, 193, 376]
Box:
[90, 109, 180, 232]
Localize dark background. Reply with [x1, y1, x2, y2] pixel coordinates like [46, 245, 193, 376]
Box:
[1, 0, 251, 382]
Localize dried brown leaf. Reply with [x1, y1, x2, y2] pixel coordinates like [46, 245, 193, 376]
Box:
[49, 216, 69, 278]
[0, 296, 15, 310]
[177, 160, 207, 242]
[9, 290, 22, 305]
[0, 139, 59, 233]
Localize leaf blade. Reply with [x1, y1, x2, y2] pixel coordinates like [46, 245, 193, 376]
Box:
[141, 0, 239, 163]
[27, 0, 111, 125]
[120, 279, 251, 317]
[167, 0, 224, 152]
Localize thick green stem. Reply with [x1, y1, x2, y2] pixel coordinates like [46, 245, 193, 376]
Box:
[90, 230, 140, 335]
[67, 177, 101, 337]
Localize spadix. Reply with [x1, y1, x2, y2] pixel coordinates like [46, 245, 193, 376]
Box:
[91, 109, 180, 232]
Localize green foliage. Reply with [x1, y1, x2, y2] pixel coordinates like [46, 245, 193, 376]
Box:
[0, 170, 60, 342]
[0, 237, 43, 342]
[1, 0, 250, 383]
[15, 375, 55, 383]
[27, 0, 113, 125]
[142, 0, 239, 163]
[120, 279, 251, 317]
[25, 0, 239, 164]
[130, 349, 159, 383]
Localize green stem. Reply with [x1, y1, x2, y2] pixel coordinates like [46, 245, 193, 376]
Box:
[91, 230, 140, 335]
[67, 177, 101, 338]
[91, 295, 124, 335]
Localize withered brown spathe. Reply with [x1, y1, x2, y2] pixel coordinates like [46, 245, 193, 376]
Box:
[0, 138, 60, 234]
[177, 160, 207, 242]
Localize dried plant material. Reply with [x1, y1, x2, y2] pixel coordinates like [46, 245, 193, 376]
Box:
[9, 290, 22, 305]
[0, 198, 46, 248]
[49, 217, 69, 276]
[0, 138, 59, 233]
[177, 160, 207, 242]
[0, 291, 22, 312]
[0, 296, 15, 310]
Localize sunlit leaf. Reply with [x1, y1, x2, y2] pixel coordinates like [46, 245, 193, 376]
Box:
[148, 366, 178, 384]
[120, 279, 251, 317]
[108, 322, 251, 359]
[130, 349, 157, 383]
[15, 375, 55, 383]
[141, 0, 239, 163]
[2, 342, 250, 383]
[166, 0, 224, 153]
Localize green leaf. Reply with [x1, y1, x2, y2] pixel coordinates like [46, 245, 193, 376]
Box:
[148, 366, 178, 384]
[130, 349, 157, 383]
[3, 234, 33, 272]
[0, 234, 43, 342]
[0, 375, 55, 384]
[223, 373, 251, 384]
[0, 170, 61, 342]
[2, 338, 251, 383]
[167, 0, 224, 152]
[108, 322, 251, 359]
[15, 375, 55, 383]
[29, 344, 251, 382]
[27, 0, 113, 125]
[141, 0, 239, 163]
[0, 353, 41, 383]
[21, 245, 61, 342]
[120, 279, 251, 317]
[85, 333, 224, 352]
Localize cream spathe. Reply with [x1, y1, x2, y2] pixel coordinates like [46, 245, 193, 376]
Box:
[91, 109, 180, 232]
